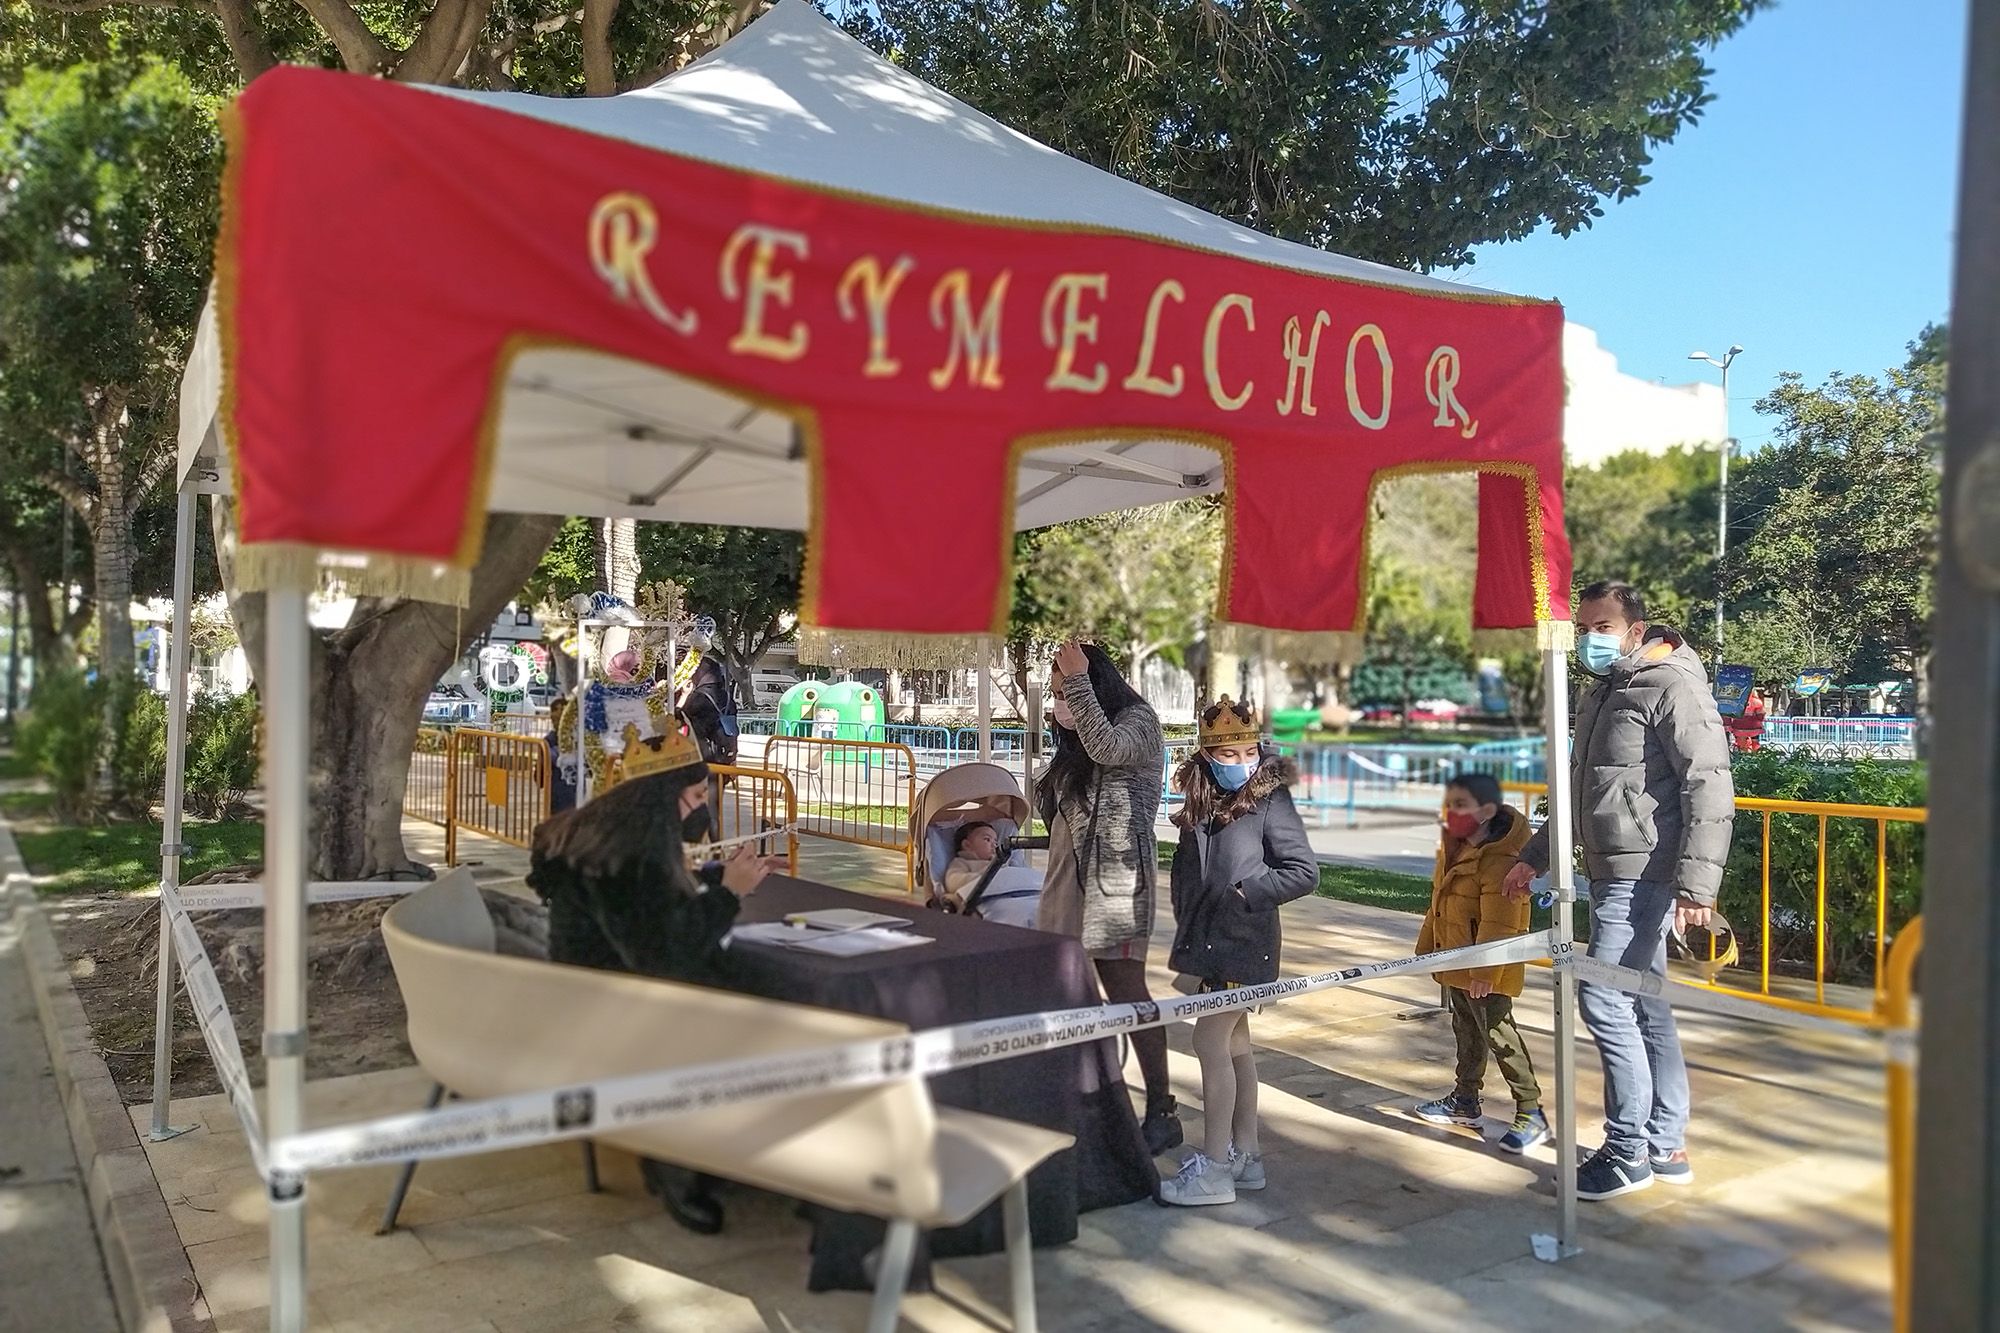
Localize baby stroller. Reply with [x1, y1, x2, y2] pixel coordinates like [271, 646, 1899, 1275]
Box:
[910, 763, 1045, 928]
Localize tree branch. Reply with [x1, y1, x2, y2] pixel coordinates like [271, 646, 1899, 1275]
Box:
[37, 469, 96, 524]
[296, 0, 396, 75]
[28, 0, 215, 12]
[216, 0, 277, 78]
[582, 0, 620, 95]
[394, 0, 495, 85]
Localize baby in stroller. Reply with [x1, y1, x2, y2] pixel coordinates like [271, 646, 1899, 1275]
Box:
[913, 763, 1044, 928]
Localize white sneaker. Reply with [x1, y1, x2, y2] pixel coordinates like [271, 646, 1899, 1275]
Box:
[1158, 1152, 1237, 1207]
[1228, 1147, 1266, 1191]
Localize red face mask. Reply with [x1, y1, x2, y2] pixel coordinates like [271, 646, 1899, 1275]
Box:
[1443, 811, 1484, 841]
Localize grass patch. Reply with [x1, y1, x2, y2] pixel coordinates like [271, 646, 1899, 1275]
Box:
[14, 817, 265, 896]
[1315, 862, 1435, 914]
[805, 803, 910, 824]
[0, 750, 34, 782]
[1, 788, 50, 820]
[1158, 840, 1435, 915]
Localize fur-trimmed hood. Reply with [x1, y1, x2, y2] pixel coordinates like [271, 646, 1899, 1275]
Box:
[1172, 753, 1299, 829]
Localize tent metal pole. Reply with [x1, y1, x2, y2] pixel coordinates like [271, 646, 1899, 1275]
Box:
[263, 587, 310, 1330]
[148, 483, 199, 1141]
[977, 637, 993, 762]
[1542, 640, 1581, 1258]
[576, 622, 594, 807]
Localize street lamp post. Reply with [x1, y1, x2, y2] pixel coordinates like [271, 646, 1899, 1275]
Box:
[1689, 346, 1744, 666]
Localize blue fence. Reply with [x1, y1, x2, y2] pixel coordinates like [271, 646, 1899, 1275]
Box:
[1760, 716, 1916, 757]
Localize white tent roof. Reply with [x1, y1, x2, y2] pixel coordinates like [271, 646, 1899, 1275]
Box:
[177, 0, 1506, 531]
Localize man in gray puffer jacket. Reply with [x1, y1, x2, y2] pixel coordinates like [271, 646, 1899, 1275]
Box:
[1507, 581, 1735, 1201]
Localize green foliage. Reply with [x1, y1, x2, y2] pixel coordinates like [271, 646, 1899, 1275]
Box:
[186, 691, 261, 819]
[111, 679, 170, 813]
[1726, 334, 1942, 685]
[522, 516, 599, 608]
[15, 669, 100, 819]
[1015, 499, 1220, 671]
[1716, 751, 1926, 989]
[852, 0, 1769, 270]
[638, 522, 804, 671]
[1565, 444, 1719, 643]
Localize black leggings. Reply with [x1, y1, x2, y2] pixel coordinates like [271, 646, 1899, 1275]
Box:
[1094, 957, 1171, 1106]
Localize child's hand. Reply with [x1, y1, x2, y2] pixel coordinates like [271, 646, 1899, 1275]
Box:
[1465, 977, 1495, 999]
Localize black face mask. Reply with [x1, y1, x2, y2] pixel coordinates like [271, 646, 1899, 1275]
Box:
[680, 803, 713, 845]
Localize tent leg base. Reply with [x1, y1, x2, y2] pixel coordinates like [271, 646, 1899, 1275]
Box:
[1530, 1233, 1581, 1264]
[147, 1123, 197, 1144]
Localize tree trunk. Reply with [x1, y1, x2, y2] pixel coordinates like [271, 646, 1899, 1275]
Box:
[216, 500, 560, 877]
[92, 500, 136, 682]
[594, 517, 640, 659]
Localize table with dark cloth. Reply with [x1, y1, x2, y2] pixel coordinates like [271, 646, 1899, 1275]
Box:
[728, 876, 1156, 1291]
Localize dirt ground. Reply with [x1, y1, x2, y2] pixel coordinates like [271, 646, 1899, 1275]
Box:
[47, 885, 546, 1106]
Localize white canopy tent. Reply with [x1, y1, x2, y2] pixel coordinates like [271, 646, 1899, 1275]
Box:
[159, 6, 1580, 1326]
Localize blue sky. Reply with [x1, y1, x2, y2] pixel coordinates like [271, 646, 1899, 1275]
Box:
[1458, 0, 1968, 449]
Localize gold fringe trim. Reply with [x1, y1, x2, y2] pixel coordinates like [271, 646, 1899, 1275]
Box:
[1470, 621, 1574, 655]
[797, 625, 991, 670]
[232, 543, 471, 607]
[1211, 622, 1365, 666]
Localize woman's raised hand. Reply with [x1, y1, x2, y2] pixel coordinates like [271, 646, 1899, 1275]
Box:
[1054, 640, 1089, 680]
[721, 844, 789, 897]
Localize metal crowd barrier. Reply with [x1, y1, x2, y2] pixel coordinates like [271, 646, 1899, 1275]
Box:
[759, 735, 919, 889]
[1504, 780, 1925, 1026]
[403, 727, 551, 865]
[708, 763, 801, 877]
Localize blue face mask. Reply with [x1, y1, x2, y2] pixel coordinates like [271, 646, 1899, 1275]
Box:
[1577, 631, 1627, 676]
[1207, 757, 1256, 791]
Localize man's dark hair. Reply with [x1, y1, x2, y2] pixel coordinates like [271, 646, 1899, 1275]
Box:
[1447, 772, 1503, 809]
[1576, 580, 1647, 624]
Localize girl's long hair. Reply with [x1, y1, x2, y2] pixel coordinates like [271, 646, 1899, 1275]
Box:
[526, 764, 708, 902]
[1036, 644, 1147, 825]
[1173, 698, 1274, 829]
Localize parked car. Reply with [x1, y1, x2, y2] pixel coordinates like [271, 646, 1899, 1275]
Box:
[750, 669, 800, 708]
[423, 690, 487, 727]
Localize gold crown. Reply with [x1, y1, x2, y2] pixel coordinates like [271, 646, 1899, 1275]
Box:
[605, 722, 704, 788]
[1199, 696, 1262, 749]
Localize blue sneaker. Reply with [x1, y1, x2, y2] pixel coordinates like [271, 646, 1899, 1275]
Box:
[1576, 1144, 1653, 1201]
[1649, 1149, 1695, 1185]
[1498, 1108, 1550, 1155]
[1414, 1092, 1482, 1127]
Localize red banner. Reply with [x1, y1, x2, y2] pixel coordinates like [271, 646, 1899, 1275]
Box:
[217, 67, 1570, 652]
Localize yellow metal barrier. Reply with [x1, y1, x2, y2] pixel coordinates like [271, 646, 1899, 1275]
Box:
[405, 728, 553, 865]
[708, 763, 801, 877]
[759, 735, 918, 889]
[1884, 915, 1921, 1333]
[1505, 782, 1924, 1025]
[448, 728, 551, 860]
[405, 727, 453, 829]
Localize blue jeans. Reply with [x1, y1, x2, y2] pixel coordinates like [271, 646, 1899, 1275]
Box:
[1581, 878, 1690, 1160]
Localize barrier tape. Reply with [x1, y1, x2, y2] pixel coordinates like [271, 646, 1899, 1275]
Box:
[178, 880, 427, 913]
[1557, 950, 1889, 1046]
[263, 931, 1552, 1181]
[160, 885, 270, 1180]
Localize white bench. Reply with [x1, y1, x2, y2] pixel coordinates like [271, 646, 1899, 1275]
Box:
[379, 871, 1071, 1331]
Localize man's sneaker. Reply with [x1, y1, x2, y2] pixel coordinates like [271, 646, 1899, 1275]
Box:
[1228, 1147, 1266, 1191]
[1158, 1152, 1237, 1207]
[1649, 1149, 1695, 1186]
[1576, 1144, 1654, 1201]
[1414, 1092, 1483, 1127]
[1498, 1108, 1550, 1155]
[1141, 1097, 1185, 1156]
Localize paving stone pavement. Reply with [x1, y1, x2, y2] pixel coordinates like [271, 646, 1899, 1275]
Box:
[119, 819, 1894, 1331]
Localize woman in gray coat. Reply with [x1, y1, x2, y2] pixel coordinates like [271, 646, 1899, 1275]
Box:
[1036, 640, 1181, 1155]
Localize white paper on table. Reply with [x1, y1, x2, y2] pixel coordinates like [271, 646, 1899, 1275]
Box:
[726, 921, 814, 946]
[785, 927, 936, 957]
[783, 908, 912, 932]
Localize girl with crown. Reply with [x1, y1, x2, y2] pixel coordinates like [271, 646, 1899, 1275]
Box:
[526, 718, 785, 1233]
[1158, 697, 1318, 1207]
